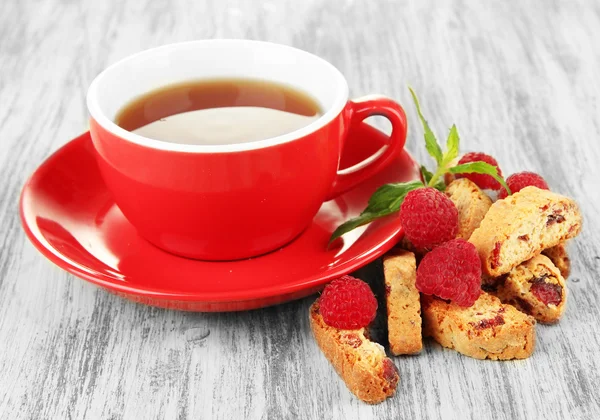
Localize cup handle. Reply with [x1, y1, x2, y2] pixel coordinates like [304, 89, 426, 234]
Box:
[325, 95, 408, 200]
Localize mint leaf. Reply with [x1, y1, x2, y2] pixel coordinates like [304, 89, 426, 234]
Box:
[420, 165, 434, 185]
[421, 165, 445, 191]
[329, 180, 423, 244]
[409, 87, 443, 165]
[433, 182, 445, 192]
[449, 161, 511, 195]
[363, 181, 423, 214]
[443, 124, 460, 165]
[328, 212, 385, 246]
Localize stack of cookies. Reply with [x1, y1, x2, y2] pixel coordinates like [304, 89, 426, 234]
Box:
[310, 179, 582, 404]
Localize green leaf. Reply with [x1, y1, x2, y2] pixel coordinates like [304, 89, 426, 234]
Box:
[420, 165, 434, 185]
[443, 124, 460, 165]
[432, 178, 446, 192]
[449, 161, 511, 195]
[421, 165, 445, 191]
[328, 212, 385, 246]
[363, 181, 422, 214]
[409, 87, 443, 165]
[329, 180, 423, 244]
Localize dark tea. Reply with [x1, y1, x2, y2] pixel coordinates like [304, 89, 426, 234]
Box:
[115, 78, 323, 145]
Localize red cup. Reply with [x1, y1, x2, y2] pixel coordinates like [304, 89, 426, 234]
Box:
[87, 40, 407, 260]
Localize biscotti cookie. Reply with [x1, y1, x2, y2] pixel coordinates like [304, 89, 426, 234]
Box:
[309, 302, 399, 403]
[383, 251, 422, 355]
[542, 243, 571, 278]
[483, 255, 566, 324]
[469, 186, 582, 277]
[445, 178, 493, 240]
[421, 292, 536, 360]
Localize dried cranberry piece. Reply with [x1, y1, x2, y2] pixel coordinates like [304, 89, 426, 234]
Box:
[491, 242, 502, 269]
[382, 359, 399, 386]
[471, 314, 505, 330]
[547, 213, 566, 227]
[340, 334, 362, 348]
[530, 276, 562, 306]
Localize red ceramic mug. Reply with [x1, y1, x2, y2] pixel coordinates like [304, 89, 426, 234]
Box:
[87, 40, 407, 260]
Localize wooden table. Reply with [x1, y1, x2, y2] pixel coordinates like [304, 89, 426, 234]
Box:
[2, 0, 599, 418]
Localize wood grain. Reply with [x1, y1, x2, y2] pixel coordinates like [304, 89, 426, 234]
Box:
[1, 0, 600, 418]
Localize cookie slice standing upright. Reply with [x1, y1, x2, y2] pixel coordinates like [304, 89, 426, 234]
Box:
[383, 250, 422, 355]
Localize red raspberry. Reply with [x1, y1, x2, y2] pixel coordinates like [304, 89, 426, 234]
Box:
[399, 187, 458, 249]
[456, 152, 503, 190]
[498, 171, 549, 199]
[319, 275, 377, 329]
[416, 239, 482, 307]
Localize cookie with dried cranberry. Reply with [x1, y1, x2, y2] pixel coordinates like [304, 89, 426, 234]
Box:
[469, 186, 582, 277]
[483, 254, 566, 324]
[421, 292, 536, 360]
[383, 250, 422, 355]
[309, 302, 399, 404]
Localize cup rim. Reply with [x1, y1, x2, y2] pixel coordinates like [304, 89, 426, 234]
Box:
[86, 39, 349, 154]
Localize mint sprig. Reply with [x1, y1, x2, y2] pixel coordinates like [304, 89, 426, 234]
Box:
[409, 90, 460, 189]
[328, 181, 423, 244]
[328, 88, 511, 245]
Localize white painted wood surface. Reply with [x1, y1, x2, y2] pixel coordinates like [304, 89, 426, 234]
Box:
[1, 0, 600, 418]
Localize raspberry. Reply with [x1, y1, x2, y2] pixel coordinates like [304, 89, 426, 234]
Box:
[498, 171, 549, 199]
[399, 187, 458, 249]
[416, 239, 482, 307]
[456, 152, 503, 190]
[319, 275, 377, 329]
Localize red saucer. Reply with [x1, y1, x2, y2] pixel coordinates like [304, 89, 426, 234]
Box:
[20, 123, 420, 311]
